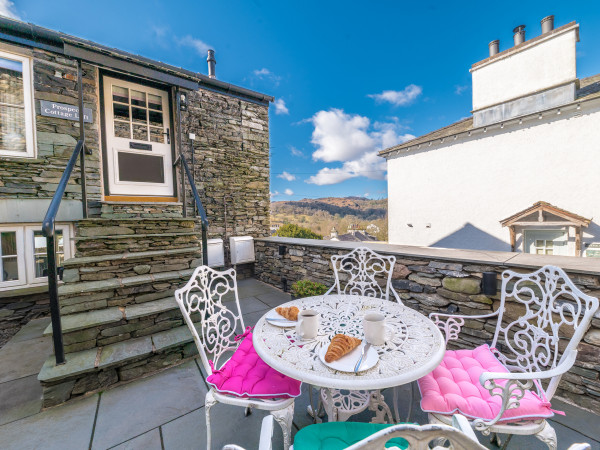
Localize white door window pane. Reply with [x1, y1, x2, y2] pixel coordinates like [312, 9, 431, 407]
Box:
[0, 56, 24, 105]
[32, 230, 64, 279]
[0, 231, 20, 283]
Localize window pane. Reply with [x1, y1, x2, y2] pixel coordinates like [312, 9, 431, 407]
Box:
[536, 249, 544, 254]
[131, 107, 147, 124]
[131, 90, 146, 107]
[113, 103, 129, 121]
[148, 94, 162, 111]
[148, 110, 163, 127]
[0, 56, 24, 105]
[0, 231, 17, 256]
[546, 249, 553, 255]
[34, 255, 48, 278]
[114, 121, 130, 139]
[132, 124, 148, 141]
[33, 230, 63, 254]
[0, 105, 26, 152]
[1, 256, 18, 281]
[112, 86, 128, 104]
[149, 127, 164, 143]
[546, 241, 554, 248]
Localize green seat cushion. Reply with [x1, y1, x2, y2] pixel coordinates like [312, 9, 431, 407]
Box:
[293, 422, 408, 450]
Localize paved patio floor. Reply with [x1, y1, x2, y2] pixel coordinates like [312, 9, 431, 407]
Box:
[0, 278, 598, 449]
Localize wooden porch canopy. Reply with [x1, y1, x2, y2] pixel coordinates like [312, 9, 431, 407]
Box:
[500, 201, 591, 252]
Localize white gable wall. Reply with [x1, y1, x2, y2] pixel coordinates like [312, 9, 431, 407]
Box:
[386, 102, 600, 254]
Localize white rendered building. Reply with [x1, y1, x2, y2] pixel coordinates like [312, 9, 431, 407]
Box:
[380, 17, 600, 257]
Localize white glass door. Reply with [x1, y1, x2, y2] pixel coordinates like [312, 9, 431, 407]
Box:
[102, 76, 173, 196]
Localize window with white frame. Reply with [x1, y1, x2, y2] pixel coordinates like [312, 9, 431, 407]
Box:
[0, 224, 71, 290]
[0, 50, 35, 158]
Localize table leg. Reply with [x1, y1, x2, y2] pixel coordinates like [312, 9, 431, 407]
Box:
[393, 386, 400, 423]
[307, 385, 323, 424]
[406, 382, 414, 423]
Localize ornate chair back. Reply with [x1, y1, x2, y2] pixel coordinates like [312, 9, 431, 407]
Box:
[344, 418, 486, 449]
[492, 265, 598, 398]
[329, 246, 397, 301]
[174, 265, 245, 375]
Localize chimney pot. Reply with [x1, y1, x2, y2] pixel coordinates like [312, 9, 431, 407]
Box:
[207, 49, 216, 79]
[513, 25, 526, 46]
[541, 15, 554, 34]
[489, 40, 500, 57]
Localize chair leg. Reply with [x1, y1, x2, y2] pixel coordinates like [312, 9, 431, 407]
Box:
[534, 421, 557, 450]
[205, 390, 218, 450]
[271, 402, 295, 450]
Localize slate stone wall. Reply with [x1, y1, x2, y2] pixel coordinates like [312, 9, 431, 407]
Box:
[180, 89, 270, 267]
[0, 291, 49, 347]
[0, 49, 100, 202]
[254, 238, 600, 414]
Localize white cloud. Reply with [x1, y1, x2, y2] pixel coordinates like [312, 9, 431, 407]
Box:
[454, 85, 469, 95]
[0, 0, 19, 18]
[270, 191, 279, 197]
[284, 189, 294, 196]
[277, 171, 296, 181]
[290, 146, 305, 158]
[252, 68, 281, 85]
[368, 84, 422, 106]
[306, 109, 414, 186]
[177, 35, 211, 56]
[274, 98, 289, 115]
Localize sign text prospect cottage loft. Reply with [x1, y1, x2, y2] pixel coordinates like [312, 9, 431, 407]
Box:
[380, 16, 600, 257]
[0, 17, 272, 405]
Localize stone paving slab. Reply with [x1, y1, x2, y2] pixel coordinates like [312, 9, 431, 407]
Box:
[0, 336, 53, 383]
[255, 291, 293, 307]
[9, 317, 51, 343]
[0, 394, 98, 450]
[91, 360, 205, 449]
[152, 324, 194, 352]
[238, 296, 271, 314]
[0, 374, 42, 426]
[125, 297, 176, 320]
[111, 428, 162, 450]
[43, 307, 123, 335]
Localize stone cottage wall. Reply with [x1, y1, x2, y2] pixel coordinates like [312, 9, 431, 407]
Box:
[254, 237, 600, 415]
[0, 48, 101, 202]
[180, 89, 270, 270]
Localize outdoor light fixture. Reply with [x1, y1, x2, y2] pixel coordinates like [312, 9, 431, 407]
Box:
[481, 272, 497, 296]
[281, 277, 288, 292]
[278, 245, 286, 256]
[179, 92, 188, 110]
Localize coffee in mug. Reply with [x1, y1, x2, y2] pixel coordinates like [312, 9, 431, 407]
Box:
[363, 312, 391, 346]
[296, 309, 319, 340]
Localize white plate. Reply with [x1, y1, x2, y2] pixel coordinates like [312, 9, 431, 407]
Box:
[265, 309, 297, 328]
[318, 341, 379, 373]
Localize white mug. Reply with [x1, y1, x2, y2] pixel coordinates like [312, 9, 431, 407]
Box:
[296, 309, 319, 340]
[363, 312, 393, 346]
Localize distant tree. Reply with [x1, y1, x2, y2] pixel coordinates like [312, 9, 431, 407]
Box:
[276, 224, 322, 240]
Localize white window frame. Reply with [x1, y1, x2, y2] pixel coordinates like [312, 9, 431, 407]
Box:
[24, 224, 72, 285]
[0, 226, 26, 288]
[0, 224, 72, 292]
[524, 228, 569, 256]
[0, 49, 36, 158]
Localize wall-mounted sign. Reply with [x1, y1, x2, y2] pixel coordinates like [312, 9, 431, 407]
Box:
[39, 100, 93, 123]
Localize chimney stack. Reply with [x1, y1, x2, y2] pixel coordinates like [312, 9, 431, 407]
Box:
[488, 40, 500, 57]
[541, 15, 554, 34]
[513, 25, 526, 46]
[207, 49, 216, 79]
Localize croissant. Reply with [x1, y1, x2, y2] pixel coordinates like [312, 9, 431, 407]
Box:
[325, 334, 362, 363]
[275, 306, 299, 321]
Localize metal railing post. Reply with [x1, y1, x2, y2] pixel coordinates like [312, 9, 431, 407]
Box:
[46, 231, 65, 364]
[77, 59, 88, 219]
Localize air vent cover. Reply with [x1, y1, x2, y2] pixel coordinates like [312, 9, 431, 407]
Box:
[229, 236, 255, 264]
[207, 238, 225, 267]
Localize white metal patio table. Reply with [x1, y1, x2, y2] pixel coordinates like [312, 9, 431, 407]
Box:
[252, 294, 445, 423]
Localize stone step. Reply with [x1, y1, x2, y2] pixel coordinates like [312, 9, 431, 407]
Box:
[61, 246, 202, 283]
[43, 295, 197, 353]
[38, 321, 202, 407]
[58, 268, 196, 315]
[100, 202, 184, 219]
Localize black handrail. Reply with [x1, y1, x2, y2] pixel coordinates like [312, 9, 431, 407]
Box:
[42, 60, 88, 365]
[175, 154, 209, 265]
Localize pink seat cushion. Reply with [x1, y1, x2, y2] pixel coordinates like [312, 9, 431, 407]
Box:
[418, 344, 554, 422]
[206, 331, 301, 399]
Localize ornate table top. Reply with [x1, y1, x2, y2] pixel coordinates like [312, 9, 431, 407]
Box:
[252, 295, 445, 390]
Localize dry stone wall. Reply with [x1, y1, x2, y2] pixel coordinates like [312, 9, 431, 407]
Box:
[0, 49, 100, 202]
[254, 238, 600, 415]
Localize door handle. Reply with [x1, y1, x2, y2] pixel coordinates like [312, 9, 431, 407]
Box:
[163, 128, 170, 144]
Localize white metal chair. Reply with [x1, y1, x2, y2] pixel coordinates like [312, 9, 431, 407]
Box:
[314, 247, 402, 423]
[426, 265, 599, 449]
[175, 266, 295, 450]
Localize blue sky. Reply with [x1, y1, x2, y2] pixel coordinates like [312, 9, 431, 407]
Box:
[3, 0, 600, 200]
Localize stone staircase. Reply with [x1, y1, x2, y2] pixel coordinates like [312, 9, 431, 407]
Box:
[38, 213, 206, 407]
